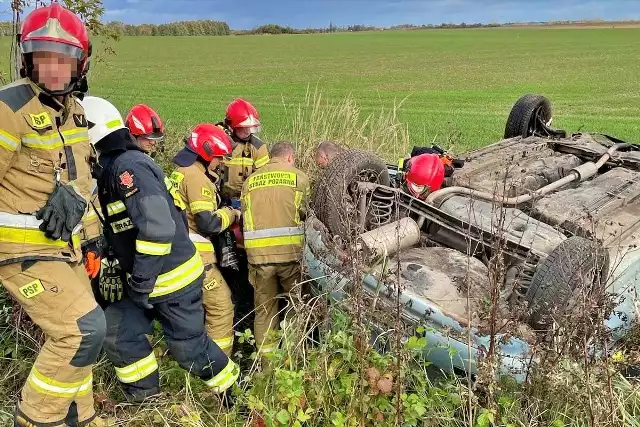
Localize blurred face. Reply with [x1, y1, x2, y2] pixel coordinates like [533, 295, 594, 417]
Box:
[32, 51, 77, 92]
[209, 157, 222, 169]
[137, 136, 160, 154]
[315, 151, 329, 169]
[286, 152, 296, 166]
[207, 156, 228, 176]
[233, 127, 252, 140]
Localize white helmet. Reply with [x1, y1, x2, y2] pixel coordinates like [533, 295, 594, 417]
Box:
[77, 95, 125, 145]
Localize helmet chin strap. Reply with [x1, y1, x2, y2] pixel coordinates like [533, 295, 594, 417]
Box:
[37, 79, 78, 97]
[23, 54, 86, 98]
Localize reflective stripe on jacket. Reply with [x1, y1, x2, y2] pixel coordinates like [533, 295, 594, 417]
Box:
[0, 79, 93, 265]
[240, 158, 310, 265]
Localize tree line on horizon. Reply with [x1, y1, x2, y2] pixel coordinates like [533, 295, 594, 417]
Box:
[0, 18, 626, 37]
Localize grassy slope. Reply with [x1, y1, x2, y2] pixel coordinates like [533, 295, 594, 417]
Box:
[2, 27, 640, 152]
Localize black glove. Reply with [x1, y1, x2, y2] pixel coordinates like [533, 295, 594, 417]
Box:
[128, 287, 153, 310]
[214, 230, 239, 271]
[36, 183, 87, 242]
[99, 257, 124, 304]
[128, 276, 153, 310]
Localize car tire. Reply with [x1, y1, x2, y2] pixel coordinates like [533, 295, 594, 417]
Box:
[525, 236, 609, 330]
[504, 94, 553, 139]
[312, 149, 390, 238]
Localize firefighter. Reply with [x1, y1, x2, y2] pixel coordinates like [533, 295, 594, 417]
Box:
[219, 98, 269, 201]
[0, 4, 109, 426]
[79, 96, 239, 403]
[240, 141, 310, 355]
[169, 124, 238, 356]
[400, 153, 446, 200]
[217, 98, 269, 337]
[125, 103, 165, 156]
[314, 140, 344, 169]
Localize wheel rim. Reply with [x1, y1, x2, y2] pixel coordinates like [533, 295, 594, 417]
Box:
[527, 105, 551, 137]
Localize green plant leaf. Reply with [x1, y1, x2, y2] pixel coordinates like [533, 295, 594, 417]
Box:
[277, 409, 290, 425]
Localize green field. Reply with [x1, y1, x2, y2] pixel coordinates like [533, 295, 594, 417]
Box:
[2, 27, 640, 151]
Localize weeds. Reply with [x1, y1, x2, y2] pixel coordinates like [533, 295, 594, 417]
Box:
[0, 93, 639, 426]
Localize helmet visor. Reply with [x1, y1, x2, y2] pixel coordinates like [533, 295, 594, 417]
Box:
[408, 182, 430, 199]
[22, 40, 84, 60]
[236, 124, 261, 134]
[142, 132, 165, 141]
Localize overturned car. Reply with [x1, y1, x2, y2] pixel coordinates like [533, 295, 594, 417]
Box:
[304, 94, 640, 381]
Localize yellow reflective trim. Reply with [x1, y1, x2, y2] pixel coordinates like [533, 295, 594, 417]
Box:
[294, 190, 303, 225]
[254, 155, 270, 168]
[244, 234, 304, 249]
[189, 201, 214, 214]
[246, 171, 297, 192]
[136, 240, 172, 256]
[193, 241, 214, 252]
[214, 336, 234, 351]
[22, 132, 63, 149]
[150, 252, 204, 298]
[204, 359, 239, 392]
[165, 176, 186, 210]
[225, 157, 254, 167]
[107, 201, 126, 216]
[215, 209, 231, 230]
[0, 226, 69, 247]
[61, 128, 90, 144]
[398, 157, 405, 170]
[243, 193, 254, 231]
[106, 118, 123, 129]
[28, 368, 92, 398]
[169, 171, 185, 185]
[190, 233, 214, 252]
[114, 352, 158, 384]
[0, 129, 19, 151]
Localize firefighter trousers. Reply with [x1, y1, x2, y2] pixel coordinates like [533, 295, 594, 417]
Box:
[202, 263, 234, 356]
[102, 284, 238, 402]
[249, 262, 301, 354]
[0, 260, 106, 427]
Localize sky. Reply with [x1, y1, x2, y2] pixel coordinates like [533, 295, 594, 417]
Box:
[2, 0, 640, 30]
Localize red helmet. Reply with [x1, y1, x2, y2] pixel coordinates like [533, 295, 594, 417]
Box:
[126, 104, 165, 140]
[225, 98, 261, 132]
[20, 3, 90, 94]
[404, 153, 445, 199]
[187, 123, 232, 162]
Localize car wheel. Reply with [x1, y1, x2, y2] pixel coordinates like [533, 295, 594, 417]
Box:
[525, 236, 610, 330]
[504, 94, 553, 139]
[312, 149, 390, 238]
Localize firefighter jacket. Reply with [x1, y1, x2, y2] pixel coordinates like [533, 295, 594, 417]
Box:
[0, 78, 93, 265]
[80, 182, 103, 249]
[240, 158, 310, 265]
[96, 129, 204, 302]
[218, 123, 270, 199]
[169, 157, 236, 266]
